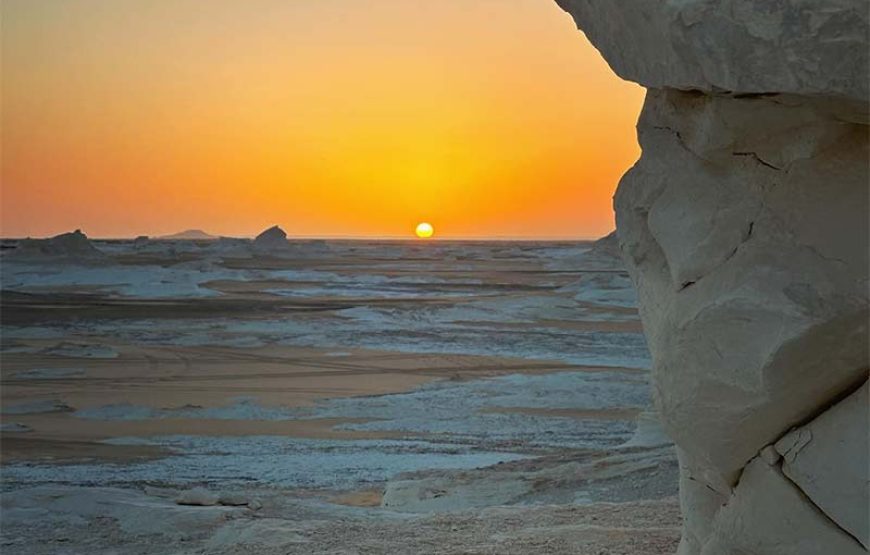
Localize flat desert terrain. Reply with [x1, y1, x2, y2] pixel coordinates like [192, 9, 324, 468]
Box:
[0, 236, 679, 554]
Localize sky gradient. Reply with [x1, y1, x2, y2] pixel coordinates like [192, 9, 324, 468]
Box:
[1, 0, 644, 239]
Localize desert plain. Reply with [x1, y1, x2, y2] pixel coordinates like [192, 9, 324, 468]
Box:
[0, 232, 679, 554]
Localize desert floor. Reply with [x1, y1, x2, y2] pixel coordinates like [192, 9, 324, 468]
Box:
[1, 238, 679, 554]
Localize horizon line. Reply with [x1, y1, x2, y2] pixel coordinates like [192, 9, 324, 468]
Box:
[1, 233, 605, 242]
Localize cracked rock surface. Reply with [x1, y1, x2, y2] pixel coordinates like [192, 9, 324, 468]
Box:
[775, 381, 869, 548]
[556, 0, 869, 552]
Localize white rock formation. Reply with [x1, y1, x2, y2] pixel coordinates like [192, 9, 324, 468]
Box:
[10, 229, 106, 261]
[586, 230, 619, 260]
[176, 487, 219, 506]
[253, 225, 291, 252]
[555, 0, 869, 104]
[556, 1, 869, 552]
[580, 230, 629, 270]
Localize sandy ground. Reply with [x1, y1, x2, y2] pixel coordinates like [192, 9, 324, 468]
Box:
[1, 484, 680, 554]
[1, 340, 633, 464]
[0, 238, 678, 553]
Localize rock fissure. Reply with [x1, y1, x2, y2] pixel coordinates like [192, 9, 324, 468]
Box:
[674, 218, 756, 292]
[725, 448, 867, 551]
[772, 374, 869, 444]
[729, 373, 868, 486]
[730, 92, 781, 99]
[731, 152, 782, 170]
[776, 465, 867, 549]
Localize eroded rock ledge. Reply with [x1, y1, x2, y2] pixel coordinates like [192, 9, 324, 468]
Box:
[555, 1, 869, 552]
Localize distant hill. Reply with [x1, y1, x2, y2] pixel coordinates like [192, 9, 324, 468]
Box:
[158, 229, 217, 240]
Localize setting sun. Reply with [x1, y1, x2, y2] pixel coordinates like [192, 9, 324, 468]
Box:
[415, 222, 435, 239]
[1, 0, 643, 239]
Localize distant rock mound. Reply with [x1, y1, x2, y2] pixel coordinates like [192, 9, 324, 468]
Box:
[132, 235, 150, 249]
[253, 225, 290, 252]
[587, 231, 620, 259]
[542, 231, 626, 272]
[572, 230, 625, 270]
[10, 229, 106, 262]
[555, 231, 636, 305]
[159, 229, 217, 241]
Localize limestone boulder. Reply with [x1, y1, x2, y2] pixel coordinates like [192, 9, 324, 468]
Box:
[175, 487, 219, 506]
[253, 225, 291, 252]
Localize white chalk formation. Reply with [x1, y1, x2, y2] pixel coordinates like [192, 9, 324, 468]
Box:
[556, 1, 869, 552]
[253, 225, 291, 253]
[9, 229, 106, 261]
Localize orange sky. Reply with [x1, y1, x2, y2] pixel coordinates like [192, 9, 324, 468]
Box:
[1, 0, 643, 239]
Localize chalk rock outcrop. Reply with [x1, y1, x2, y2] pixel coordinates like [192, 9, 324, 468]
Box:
[176, 487, 219, 507]
[556, 1, 869, 552]
[132, 235, 150, 248]
[253, 225, 291, 252]
[10, 229, 106, 261]
[555, 0, 869, 106]
[582, 230, 625, 269]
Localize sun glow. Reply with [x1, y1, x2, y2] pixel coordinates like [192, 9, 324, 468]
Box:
[415, 222, 435, 239]
[1, 0, 644, 239]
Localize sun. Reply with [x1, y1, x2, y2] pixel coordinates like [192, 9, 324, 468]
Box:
[415, 222, 434, 239]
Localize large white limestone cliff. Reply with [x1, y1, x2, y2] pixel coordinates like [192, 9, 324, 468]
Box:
[554, 1, 869, 552]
